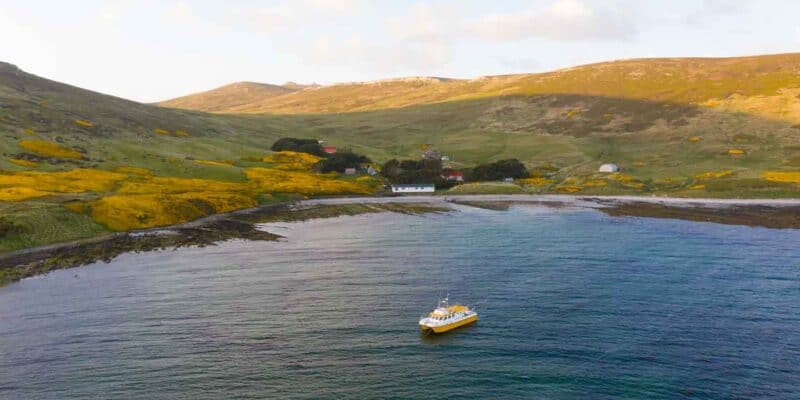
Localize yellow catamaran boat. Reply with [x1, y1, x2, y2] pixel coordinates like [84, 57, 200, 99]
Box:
[419, 297, 478, 334]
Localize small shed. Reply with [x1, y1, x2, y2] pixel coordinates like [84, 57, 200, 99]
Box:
[391, 184, 435, 193]
[344, 167, 356, 175]
[598, 163, 620, 173]
[442, 171, 464, 182]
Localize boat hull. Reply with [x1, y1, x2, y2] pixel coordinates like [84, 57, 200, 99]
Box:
[420, 314, 478, 333]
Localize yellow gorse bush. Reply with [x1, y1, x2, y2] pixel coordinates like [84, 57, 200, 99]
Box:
[194, 160, 235, 167]
[556, 185, 583, 193]
[91, 192, 257, 231]
[518, 177, 554, 186]
[0, 169, 127, 193]
[153, 128, 170, 135]
[610, 173, 646, 189]
[9, 158, 38, 168]
[74, 119, 93, 128]
[113, 166, 152, 176]
[262, 151, 322, 171]
[116, 176, 249, 195]
[693, 170, 733, 180]
[245, 167, 375, 195]
[584, 179, 608, 187]
[19, 140, 83, 159]
[728, 149, 745, 155]
[762, 171, 800, 183]
[0, 187, 52, 201]
[688, 136, 702, 142]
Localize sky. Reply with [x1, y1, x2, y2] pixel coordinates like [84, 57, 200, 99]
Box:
[1, 0, 799, 102]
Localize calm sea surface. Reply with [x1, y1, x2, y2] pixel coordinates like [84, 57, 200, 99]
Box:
[1, 205, 799, 399]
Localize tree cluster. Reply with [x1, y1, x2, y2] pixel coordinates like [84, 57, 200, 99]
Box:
[270, 137, 325, 157]
[315, 151, 371, 173]
[381, 158, 459, 188]
[467, 159, 528, 181]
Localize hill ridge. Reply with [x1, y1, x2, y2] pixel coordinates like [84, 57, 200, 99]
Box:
[157, 53, 800, 120]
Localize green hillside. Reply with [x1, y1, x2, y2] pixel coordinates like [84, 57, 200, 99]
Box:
[159, 53, 800, 124]
[2, 54, 800, 253]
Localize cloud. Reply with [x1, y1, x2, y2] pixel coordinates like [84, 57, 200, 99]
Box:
[229, 0, 365, 33]
[388, 3, 461, 43]
[470, 0, 636, 42]
[309, 0, 365, 15]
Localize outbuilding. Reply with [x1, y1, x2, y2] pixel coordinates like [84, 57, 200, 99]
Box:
[442, 171, 464, 182]
[598, 163, 620, 173]
[391, 184, 435, 193]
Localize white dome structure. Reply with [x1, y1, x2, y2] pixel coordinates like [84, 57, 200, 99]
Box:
[598, 163, 620, 173]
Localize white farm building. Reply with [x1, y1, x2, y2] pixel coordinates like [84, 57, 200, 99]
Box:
[391, 184, 435, 193]
[598, 163, 620, 173]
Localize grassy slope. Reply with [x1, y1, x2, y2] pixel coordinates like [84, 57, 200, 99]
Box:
[160, 53, 800, 124]
[2, 55, 800, 252]
[158, 81, 298, 112]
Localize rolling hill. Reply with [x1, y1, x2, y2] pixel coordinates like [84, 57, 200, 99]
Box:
[3, 54, 800, 252]
[158, 53, 800, 124]
[159, 81, 300, 112]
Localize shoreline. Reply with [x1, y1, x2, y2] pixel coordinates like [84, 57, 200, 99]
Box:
[2, 194, 799, 286]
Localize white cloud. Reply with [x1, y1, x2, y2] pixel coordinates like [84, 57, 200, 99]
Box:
[471, 0, 635, 41]
[309, 0, 364, 15]
[231, 4, 297, 32]
[229, 0, 364, 33]
[389, 3, 461, 43]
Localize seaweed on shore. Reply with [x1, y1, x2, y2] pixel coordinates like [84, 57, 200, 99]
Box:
[600, 202, 800, 230]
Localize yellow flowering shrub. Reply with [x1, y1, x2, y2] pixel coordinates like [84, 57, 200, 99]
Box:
[610, 173, 646, 189]
[154, 128, 170, 135]
[518, 177, 555, 186]
[693, 170, 733, 180]
[245, 168, 375, 195]
[0, 169, 127, 193]
[19, 140, 82, 159]
[90, 192, 257, 231]
[116, 176, 249, 195]
[174, 130, 190, 137]
[555, 185, 583, 193]
[0, 187, 52, 201]
[194, 160, 235, 167]
[74, 119, 94, 128]
[113, 166, 152, 176]
[584, 179, 608, 187]
[263, 151, 322, 171]
[762, 171, 800, 183]
[728, 149, 745, 156]
[9, 158, 38, 167]
[690, 184, 706, 190]
[688, 136, 702, 142]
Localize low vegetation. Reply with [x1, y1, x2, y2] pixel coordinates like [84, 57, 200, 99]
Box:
[18, 140, 83, 159]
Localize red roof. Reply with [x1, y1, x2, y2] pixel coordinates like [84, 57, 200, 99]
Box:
[323, 146, 337, 154]
[443, 171, 463, 177]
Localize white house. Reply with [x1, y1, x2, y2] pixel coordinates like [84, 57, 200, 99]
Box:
[391, 184, 435, 193]
[598, 163, 620, 173]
